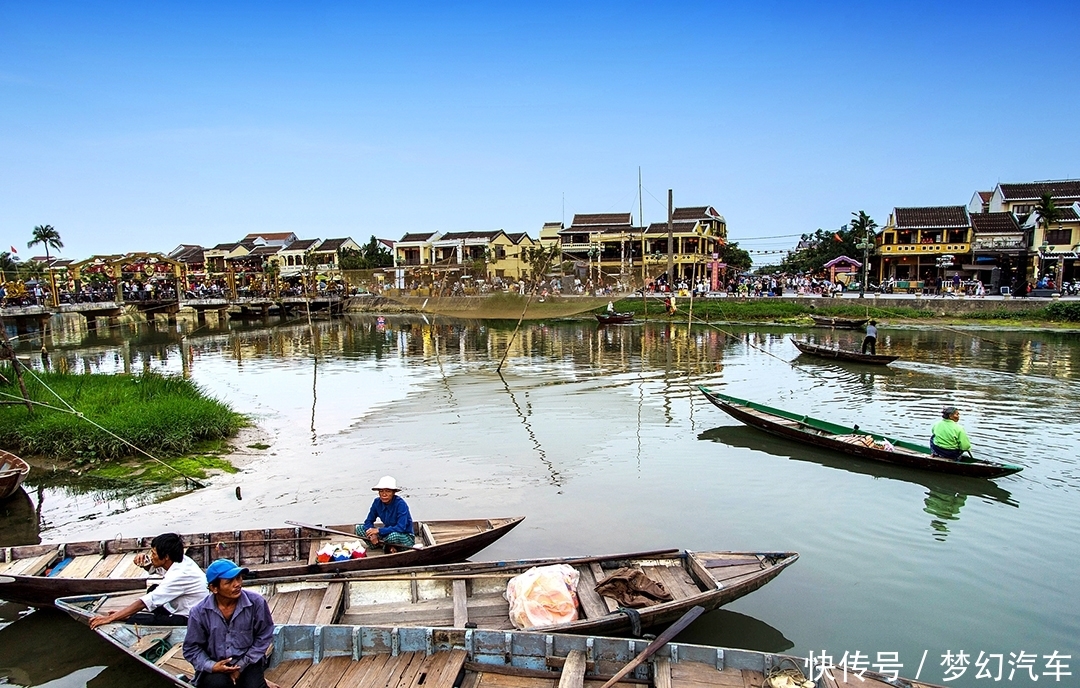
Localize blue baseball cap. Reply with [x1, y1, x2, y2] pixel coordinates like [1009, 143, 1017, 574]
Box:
[205, 559, 249, 585]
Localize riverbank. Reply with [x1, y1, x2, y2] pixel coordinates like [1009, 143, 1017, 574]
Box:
[0, 369, 246, 480]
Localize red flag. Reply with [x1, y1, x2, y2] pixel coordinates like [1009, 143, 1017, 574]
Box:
[833, 233, 843, 242]
[9, 246, 16, 254]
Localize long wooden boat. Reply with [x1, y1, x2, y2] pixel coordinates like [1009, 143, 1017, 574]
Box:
[57, 548, 797, 636]
[791, 338, 899, 365]
[57, 616, 944, 688]
[699, 387, 1023, 479]
[596, 312, 635, 325]
[810, 315, 868, 329]
[0, 517, 523, 608]
[0, 450, 30, 501]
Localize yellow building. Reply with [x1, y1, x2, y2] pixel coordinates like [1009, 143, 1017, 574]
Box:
[876, 206, 972, 286]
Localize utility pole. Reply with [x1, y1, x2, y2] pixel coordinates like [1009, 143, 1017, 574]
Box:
[667, 189, 674, 289]
[856, 232, 872, 298]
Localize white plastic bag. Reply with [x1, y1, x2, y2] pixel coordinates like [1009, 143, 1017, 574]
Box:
[504, 564, 580, 629]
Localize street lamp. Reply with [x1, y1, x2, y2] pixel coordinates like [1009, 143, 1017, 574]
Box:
[587, 243, 600, 291]
[855, 236, 873, 298]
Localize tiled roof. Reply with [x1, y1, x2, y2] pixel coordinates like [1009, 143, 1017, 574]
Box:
[1054, 206, 1080, 221]
[970, 212, 1021, 235]
[438, 230, 503, 241]
[998, 180, 1080, 202]
[571, 213, 632, 227]
[671, 206, 723, 222]
[209, 242, 241, 251]
[542, 222, 564, 229]
[281, 239, 319, 251]
[169, 245, 205, 262]
[894, 206, 970, 229]
[977, 191, 992, 203]
[644, 221, 699, 235]
[315, 238, 350, 252]
[398, 232, 439, 243]
[249, 246, 281, 256]
[558, 224, 639, 235]
[505, 232, 530, 244]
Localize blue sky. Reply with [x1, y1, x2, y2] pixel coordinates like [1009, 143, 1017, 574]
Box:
[2, 1, 1078, 263]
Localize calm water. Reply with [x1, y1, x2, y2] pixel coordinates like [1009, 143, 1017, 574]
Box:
[2, 315, 1079, 688]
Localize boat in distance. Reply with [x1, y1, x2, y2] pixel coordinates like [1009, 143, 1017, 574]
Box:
[698, 387, 1022, 479]
[57, 614, 944, 688]
[59, 547, 798, 637]
[791, 338, 899, 365]
[0, 517, 523, 608]
[595, 312, 636, 324]
[809, 315, 868, 329]
[0, 450, 30, 501]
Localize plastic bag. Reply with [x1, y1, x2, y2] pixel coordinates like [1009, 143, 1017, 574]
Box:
[316, 541, 366, 563]
[504, 564, 579, 629]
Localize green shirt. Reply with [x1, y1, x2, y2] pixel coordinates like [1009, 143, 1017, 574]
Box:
[931, 418, 971, 451]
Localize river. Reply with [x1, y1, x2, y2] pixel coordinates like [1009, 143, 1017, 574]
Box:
[2, 314, 1078, 687]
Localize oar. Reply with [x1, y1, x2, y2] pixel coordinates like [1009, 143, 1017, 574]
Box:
[598, 605, 705, 688]
[285, 520, 362, 540]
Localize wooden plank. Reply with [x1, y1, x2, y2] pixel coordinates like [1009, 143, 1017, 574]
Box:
[0, 553, 53, 576]
[558, 650, 587, 688]
[109, 552, 148, 579]
[293, 655, 352, 688]
[56, 555, 104, 579]
[428, 649, 468, 688]
[270, 590, 299, 624]
[670, 662, 744, 688]
[266, 659, 313, 688]
[341, 653, 392, 688]
[421, 522, 437, 546]
[642, 565, 699, 601]
[294, 588, 326, 625]
[452, 579, 468, 627]
[574, 565, 611, 621]
[86, 553, 126, 579]
[653, 657, 671, 688]
[313, 582, 345, 625]
[395, 650, 430, 688]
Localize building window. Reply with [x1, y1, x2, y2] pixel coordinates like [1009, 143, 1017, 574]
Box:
[1046, 229, 1072, 245]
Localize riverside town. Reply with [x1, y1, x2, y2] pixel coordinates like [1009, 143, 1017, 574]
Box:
[2, 5, 1079, 688]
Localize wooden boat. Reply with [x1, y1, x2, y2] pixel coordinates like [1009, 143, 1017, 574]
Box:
[0, 450, 30, 501]
[596, 312, 635, 324]
[57, 547, 798, 636]
[56, 615, 943, 688]
[699, 387, 1023, 479]
[810, 315, 868, 329]
[0, 517, 523, 608]
[791, 338, 899, 365]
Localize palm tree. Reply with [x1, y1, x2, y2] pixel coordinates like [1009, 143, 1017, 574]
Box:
[28, 224, 64, 306]
[1034, 193, 1061, 282]
[850, 211, 878, 296]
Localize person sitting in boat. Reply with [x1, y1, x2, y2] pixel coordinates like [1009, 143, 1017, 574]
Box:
[930, 406, 972, 460]
[184, 559, 274, 688]
[89, 532, 207, 629]
[862, 320, 878, 355]
[355, 475, 415, 553]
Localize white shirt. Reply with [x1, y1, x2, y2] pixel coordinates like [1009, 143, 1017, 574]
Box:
[139, 555, 208, 616]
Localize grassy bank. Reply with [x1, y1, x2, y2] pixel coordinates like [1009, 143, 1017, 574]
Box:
[606, 298, 1080, 324]
[0, 370, 245, 464]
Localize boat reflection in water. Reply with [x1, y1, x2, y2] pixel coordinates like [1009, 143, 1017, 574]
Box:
[698, 424, 1018, 540]
[0, 487, 39, 549]
[676, 608, 794, 653]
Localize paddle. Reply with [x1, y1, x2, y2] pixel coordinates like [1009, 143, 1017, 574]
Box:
[598, 605, 705, 688]
[285, 520, 363, 540]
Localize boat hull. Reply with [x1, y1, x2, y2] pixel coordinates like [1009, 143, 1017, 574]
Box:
[0, 451, 30, 501]
[791, 338, 898, 365]
[810, 315, 868, 329]
[0, 517, 523, 608]
[699, 387, 1021, 478]
[595, 313, 635, 324]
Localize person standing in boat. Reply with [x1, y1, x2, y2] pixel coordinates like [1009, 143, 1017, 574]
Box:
[861, 320, 878, 355]
[606, 300, 615, 314]
[89, 532, 206, 629]
[356, 475, 415, 552]
[184, 559, 274, 688]
[930, 407, 972, 460]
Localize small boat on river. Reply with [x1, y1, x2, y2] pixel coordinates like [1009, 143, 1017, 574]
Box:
[57, 615, 943, 688]
[699, 387, 1023, 479]
[0, 517, 523, 608]
[0, 450, 30, 501]
[57, 548, 797, 637]
[791, 338, 899, 365]
[810, 315, 868, 329]
[596, 312, 635, 325]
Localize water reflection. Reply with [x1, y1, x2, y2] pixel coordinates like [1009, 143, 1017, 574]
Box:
[698, 424, 1017, 541]
[0, 488, 38, 548]
[677, 608, 794, 653]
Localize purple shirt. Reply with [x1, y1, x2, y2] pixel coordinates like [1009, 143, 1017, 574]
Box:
[183, 589, 273, 679]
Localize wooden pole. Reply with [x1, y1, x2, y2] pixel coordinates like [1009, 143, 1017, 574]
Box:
[599, 606, 705, 688]
[0, 325, 33, 412]
[666, 190, 674, 292]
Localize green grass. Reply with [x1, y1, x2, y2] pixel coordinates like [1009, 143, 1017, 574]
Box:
[90, 455, 240, 482]
[0, 370, 246, 462]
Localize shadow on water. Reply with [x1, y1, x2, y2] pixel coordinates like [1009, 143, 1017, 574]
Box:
[0, 608, 171, 687]
[677, 608, 794, 653]
[698, 424, 1018, 541]
[0, 489, 39, 548]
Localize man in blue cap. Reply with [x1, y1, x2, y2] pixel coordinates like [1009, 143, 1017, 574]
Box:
[183, 559, 274, 688]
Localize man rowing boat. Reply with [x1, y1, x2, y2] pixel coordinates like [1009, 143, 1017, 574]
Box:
[930, 406, 972, 460]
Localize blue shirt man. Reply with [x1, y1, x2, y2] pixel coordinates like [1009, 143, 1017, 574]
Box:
[183, 559, 274, 688]
[357, 475, 415, 552]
